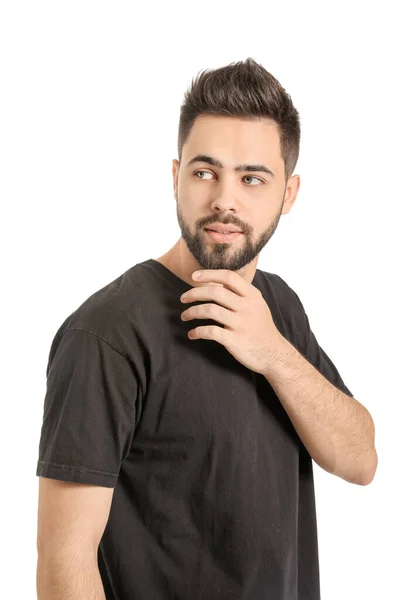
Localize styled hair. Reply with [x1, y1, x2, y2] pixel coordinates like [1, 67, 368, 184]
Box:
[177, 57, 301, 183]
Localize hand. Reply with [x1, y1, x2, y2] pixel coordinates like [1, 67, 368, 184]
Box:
[180, 269, 283, 375]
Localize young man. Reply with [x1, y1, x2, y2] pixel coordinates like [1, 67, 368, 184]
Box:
[36, 57, 377, 600]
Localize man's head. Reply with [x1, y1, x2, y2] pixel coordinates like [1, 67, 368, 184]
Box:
[172, 57, 301, 272]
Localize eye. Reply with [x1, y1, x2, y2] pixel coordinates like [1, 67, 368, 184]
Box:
[194, 170, 214, 180]
[193, 170, 264, 186]
[243, 175, 263, 186]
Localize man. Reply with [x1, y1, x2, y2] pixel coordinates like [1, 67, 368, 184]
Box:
[36, 57, 377, 600]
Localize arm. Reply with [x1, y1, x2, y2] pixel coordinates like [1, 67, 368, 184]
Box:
[37, 549, 106, 600]
[36, 477, 114, 599]
[263, 334, 378, 486]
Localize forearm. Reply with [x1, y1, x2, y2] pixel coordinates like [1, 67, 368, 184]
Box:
[264, 333, 377, 485]
[37, 550, 106, 600]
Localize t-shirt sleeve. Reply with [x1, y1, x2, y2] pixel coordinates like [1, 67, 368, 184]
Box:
[300, 310, 354, 397]
[279, 279, 354, 398]
[36, 327, 139, 488]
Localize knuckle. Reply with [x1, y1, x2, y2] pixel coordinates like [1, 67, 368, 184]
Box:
[213, 284, 222, 296]
[208, 303, 218, 316]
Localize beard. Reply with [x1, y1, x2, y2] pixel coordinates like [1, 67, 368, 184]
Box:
[175, 194, 285, 271]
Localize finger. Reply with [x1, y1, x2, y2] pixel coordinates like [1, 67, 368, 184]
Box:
[188, 324, 229, 343]
[184, 303, 236, 329]
[193, 270, 248, 297]
[185, 285, 242, 311]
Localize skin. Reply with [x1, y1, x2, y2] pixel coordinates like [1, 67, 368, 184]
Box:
[155, 114, 301, 287]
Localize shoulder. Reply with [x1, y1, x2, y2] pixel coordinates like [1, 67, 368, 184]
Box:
[51, 263, 148, 355]
[256, 269, 304, 313]
[255, 269, 307, 345]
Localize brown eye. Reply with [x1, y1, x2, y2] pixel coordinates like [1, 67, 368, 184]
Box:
[194, 170, 213, 179]
[243, 175, 263, 186]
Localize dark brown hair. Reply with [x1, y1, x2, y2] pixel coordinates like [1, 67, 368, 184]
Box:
[177, 57, 301, 183]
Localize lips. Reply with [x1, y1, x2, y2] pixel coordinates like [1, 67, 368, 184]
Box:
[205, 230, 243, 243]
[205, 226, 242, 233]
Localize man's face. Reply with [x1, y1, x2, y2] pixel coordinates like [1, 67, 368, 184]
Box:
[172, 114, 299, 271]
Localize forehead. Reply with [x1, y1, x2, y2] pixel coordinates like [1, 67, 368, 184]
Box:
[183, 114, 283, 168]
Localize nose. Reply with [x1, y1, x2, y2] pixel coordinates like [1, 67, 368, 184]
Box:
[210, 186, 241, 214]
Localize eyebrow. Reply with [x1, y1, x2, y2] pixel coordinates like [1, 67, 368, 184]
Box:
[186, 154, 275, 177]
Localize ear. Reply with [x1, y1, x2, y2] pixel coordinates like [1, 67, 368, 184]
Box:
[281, 174, 300, 215]
[172, 159, 180, 201]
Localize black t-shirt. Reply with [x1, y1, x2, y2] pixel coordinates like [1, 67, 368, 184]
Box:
[36, 258, 353, 600]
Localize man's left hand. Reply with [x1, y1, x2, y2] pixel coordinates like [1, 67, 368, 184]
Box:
[180, 269, 283, 375]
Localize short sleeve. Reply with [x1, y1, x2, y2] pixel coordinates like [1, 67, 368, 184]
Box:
[36, 328, 139, 488]
[301, 310, 354, 397]
[277, 277, 354, 398]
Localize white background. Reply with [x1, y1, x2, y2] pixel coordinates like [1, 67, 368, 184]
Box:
[1, 1, 398, 598]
